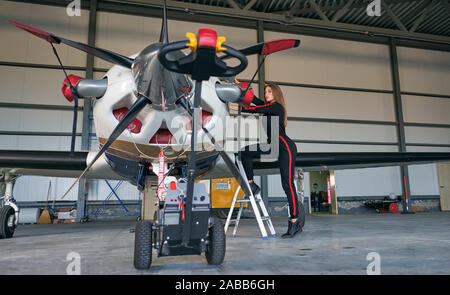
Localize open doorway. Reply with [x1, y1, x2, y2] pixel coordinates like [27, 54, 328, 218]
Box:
[309, 170, 338, 215]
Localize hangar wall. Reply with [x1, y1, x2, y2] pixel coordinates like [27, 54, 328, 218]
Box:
[262, 31, 450, 213]
[1, 1, 449, 215]
[0, 1, 88, 202]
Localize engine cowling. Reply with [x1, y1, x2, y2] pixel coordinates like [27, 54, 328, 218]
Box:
[61, 74, 108, 102]
[61, 74, 84, 102]
[215, 82, 254, 107]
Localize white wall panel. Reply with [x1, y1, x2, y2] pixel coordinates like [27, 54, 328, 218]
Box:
[268, 174, 283, 198]
[0, 67, 85, 106]
[335, 167, 402, 197]
[296, 143, 398, 152]
[282, 86, 396, 122]
[89, 180, 140, 201]
[0, 1, 89, 66]
[14, 175, 79, 202]
[405, 126, 450, 145]
[286, 121, 397, 143]
[95, 12, 161, 69]
[402, 95, 450, 125]
[264, 31, 392, 90]
[0, 109, 83, 133]
[397, 47, 450, 96]
[406, 145, 449, 196]
[407, 164, 440, 196]
[406, 146, 450, 153]
[0, 135, 81, 151]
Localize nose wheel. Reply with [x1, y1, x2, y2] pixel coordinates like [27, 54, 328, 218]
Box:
[133, 220, 153, 270]
[0, 205, 17, 239]
[205, 217, 226, 265]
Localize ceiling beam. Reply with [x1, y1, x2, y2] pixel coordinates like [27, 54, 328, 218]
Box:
[289, 0, 418, 15]
[409, 0, 436, 32]
[5, 0, 450, 51]
[243, 0, 258, 11]
[331, 0, 354, 22]
[440, 0, 450, 14]
[225, 0, 241, 10]
[381, 0, 408, 31]
[307, 0, 330, 22]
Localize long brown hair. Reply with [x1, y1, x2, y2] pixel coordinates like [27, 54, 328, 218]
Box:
[265, 84, 287, 127]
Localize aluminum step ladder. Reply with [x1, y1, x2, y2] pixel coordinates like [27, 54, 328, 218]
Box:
[224, 158, 276, 240]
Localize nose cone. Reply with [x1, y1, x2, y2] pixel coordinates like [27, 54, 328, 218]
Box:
[132, 43, 192, 111]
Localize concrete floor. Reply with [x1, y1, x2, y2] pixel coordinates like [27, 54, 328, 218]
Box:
[1, 212, 449, 275]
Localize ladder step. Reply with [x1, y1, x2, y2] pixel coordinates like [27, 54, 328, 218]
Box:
[261, 216, 270, 221]
[236, 198, 250, 203]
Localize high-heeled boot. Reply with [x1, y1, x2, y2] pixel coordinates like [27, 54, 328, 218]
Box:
[281, 219, 302, 239]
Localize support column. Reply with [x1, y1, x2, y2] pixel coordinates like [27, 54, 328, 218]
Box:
[388, 37, 413, 214]
[77, 0, 98, 222]
[257, 20, 269, 208]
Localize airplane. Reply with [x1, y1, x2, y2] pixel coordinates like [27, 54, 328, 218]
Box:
[1, 0, 450, 270]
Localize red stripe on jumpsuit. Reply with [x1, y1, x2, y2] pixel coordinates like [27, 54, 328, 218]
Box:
[279, 135, 296, 215]
[246, 103, 273, 110]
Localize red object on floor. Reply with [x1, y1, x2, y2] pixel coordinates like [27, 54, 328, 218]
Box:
[389, 202, 399, 213]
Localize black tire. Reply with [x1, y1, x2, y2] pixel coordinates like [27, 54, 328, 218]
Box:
[133, 220, 153, 270]
[0, 206, 16, 239]
[205, 217, 226, 265]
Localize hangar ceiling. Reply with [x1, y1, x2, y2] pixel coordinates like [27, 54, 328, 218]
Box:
[168, 0, 450, 37]
[7, 0, 450, 51]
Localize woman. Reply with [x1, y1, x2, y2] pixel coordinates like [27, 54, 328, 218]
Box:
[231, 80, 302, 239]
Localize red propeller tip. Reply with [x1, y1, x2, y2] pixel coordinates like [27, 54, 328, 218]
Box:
[9, 20, 59, 44]
[263, 39, 300, 56]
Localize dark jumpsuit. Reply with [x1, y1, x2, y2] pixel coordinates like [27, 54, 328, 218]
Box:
[239, 97, 300, 219]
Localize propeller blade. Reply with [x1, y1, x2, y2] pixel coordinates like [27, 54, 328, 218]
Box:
[222, 39, 300, 60]
[10, 20, 134, 68]
[262, 39, 300, 55]
[60, 95, 150, 199]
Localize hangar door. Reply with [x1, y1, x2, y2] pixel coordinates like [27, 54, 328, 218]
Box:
[437, 163, 450, 211]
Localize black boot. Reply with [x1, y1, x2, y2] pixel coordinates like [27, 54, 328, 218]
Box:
[249, 182, 261, 196]
[281, 219, 302, 239]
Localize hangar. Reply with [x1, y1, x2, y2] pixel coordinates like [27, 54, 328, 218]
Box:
[0, 0, 449, 275]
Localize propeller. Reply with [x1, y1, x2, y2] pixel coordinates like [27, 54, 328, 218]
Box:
[222, 39, 300, 60]
[60, 95, 150, 199]
[10, 20, 134, 68]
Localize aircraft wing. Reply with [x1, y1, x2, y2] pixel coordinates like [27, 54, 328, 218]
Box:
[251, 152, 450, 175]
[0, 150, 126, 180]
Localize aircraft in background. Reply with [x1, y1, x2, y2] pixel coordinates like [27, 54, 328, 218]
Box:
[1, 0, 449, 270]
